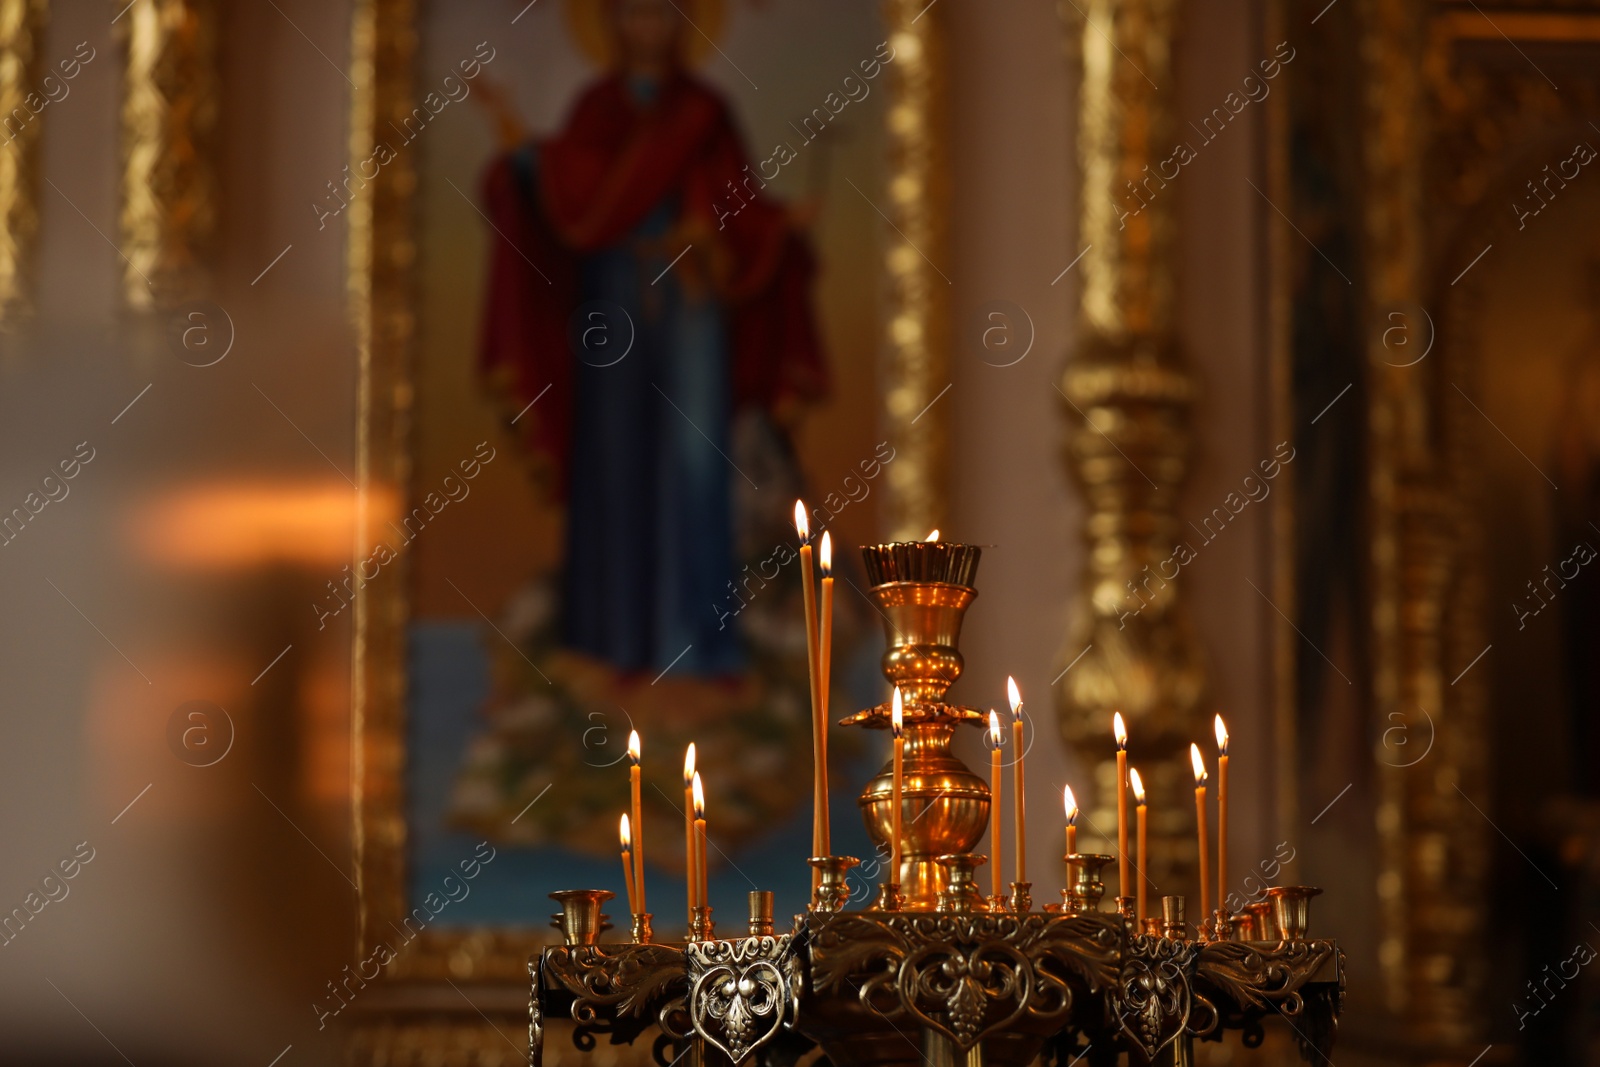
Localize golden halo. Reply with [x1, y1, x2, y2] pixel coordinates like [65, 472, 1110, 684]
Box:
[564, 0, 727, 70]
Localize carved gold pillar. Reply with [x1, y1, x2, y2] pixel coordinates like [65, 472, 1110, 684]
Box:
[118, 0, 219, 310]
[0, 0, 48, 328]
[1056, 0, 1207, 895]
[349, 0, 416, 963]
[1361, 0, 1486, 1046]
[881, 0, 950, 541]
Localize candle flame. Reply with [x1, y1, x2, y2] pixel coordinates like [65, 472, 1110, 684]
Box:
[628, 729, 641, 764]
[988, 710, 1003, 750]
[1113, 711, 1128, 750]
[683, 742, 696, 786]
[891, 687, 903, 737]
[793, 500, 810, 541]
[1214, 713, 1229, 754]
[1063, 785, 1078, 825]
[1130, 767, 1146, 805]
[619, 812, 632, 851]
[692, 771, 705, 818]
[1190, 742, 1208, 784]
[925, 529, 940, 541]
[820, 530, 832, 575]
[1006, 676, 1022, 719]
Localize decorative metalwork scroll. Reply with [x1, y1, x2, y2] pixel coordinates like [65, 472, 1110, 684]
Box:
[1117, 937, 1197, 1062]
[808, 912, 1122, 1051]
[685, 935, 801, 1064]
[535, 944, 690, 1066]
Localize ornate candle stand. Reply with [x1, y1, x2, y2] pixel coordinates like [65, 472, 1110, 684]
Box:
[531, 543, 1345, 1066]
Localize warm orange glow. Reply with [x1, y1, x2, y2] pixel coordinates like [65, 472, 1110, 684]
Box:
[1113, 711, 1128, 750]
[683, 742, 696, 786]
[988, 710, 1003, 749]
[1190, 742, 1208, 784]
[131, 481, 393, 569]
[891, 687, 904, 736]
[1214, 714, 1229, 754]
[619, 812, 632, 850]
[628, 729, 641, 764]
[1064, 785, 1078, 824]
[925, 529, 940, 541]
[794, 500, 810, 540]
[692, 771, 705, 819]
[820, 531, 832, 575]
[1006, 676, 1022, 718]
[1130, 767, 1146, 805]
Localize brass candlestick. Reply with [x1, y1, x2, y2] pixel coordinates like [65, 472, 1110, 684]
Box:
[852, 542, 992, 909]
[548, 889, 614, 946]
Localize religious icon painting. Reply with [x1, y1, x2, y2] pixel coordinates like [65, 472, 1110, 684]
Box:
[391, 0, 901, 934]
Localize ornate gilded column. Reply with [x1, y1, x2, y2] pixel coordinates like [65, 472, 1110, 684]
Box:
[1360, 0, 1486, 1046]
[118, 0, 219, 310]
[0, 0, 48, 328]
[880, 0, 950, 541]
[1055, 0, 1207, 894]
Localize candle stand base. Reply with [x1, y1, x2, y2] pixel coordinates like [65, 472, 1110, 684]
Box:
[533, 895, 1344, 1067]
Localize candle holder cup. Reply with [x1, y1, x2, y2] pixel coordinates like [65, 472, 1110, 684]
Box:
[874, 882, 905, 912]
[1161, 895, 1188, 941]
[808, 856, 860, 913]
[1266, 885, 1323, 940]
[548, 889, 615, 946]
[631, 913, 653, 944]
[986, 893, 1010, 914]
[690, 904, 716, 943]
[1245, 900, 1274, 940]
[934, 854, 987, 913]
[1065, 853, 1114, 914]
[747, 891, 774, 937]
[1009, 881, 1032, 914]
[1115, 895, 1137, 934]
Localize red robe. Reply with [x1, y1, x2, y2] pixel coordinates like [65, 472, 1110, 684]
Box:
[478, 71, 829, 495]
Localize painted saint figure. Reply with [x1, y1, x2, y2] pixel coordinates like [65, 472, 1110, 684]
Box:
[476, 0, 827, 677]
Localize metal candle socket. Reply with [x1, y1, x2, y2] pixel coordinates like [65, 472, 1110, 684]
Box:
[631, 913, 653, 944]
[748, 890, 774, 936]
[1161, 895, 1187, 940]
[935, 854, 987, 913]
[1266, 885, 1323, 940]
[808, 856, 860, 913]
[548, 889, 615, 946]
[1064, 853, 1113, 914]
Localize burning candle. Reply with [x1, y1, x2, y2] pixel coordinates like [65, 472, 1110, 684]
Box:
[1008, 677, 1026, 885]
[925, 529, 940, 541]
[683, 743, 696, 923]
[818, 531, 835, 858]
[1130, 768, 1147, 924]
[1191, 743, 1211, 924]
[1215, 714, 1229, 916]
[795, 502, 825, 870]
[891, 687, 905, 883]
[628, 730, 645, 915]
[1064, 785, 1078, 856]
[989, 710, 1004, 898]
[692, 771, 708, 914]
[1114, 712, 1129, 899]
[620, 813, 637, 916]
